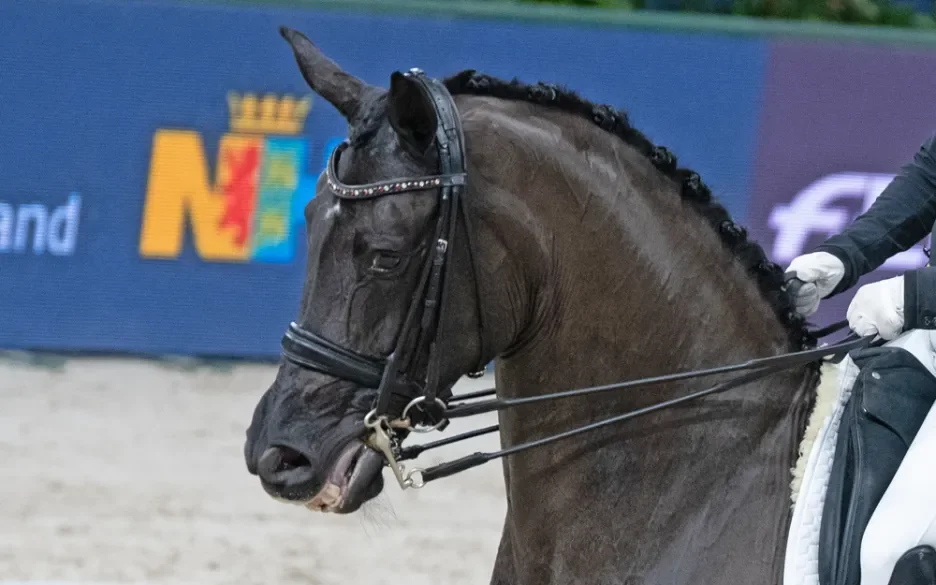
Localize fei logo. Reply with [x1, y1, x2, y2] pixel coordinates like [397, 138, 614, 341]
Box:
[768, 172, 928, 272]
[138, 93, 318, 263]
[0, 193, 81, 256]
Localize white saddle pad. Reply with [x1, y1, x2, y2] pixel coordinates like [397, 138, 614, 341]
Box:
[784, 355, 861, 585]
[784, 330, 936, 585]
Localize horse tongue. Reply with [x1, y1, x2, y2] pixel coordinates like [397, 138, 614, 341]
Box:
[305, 443, 361, 512]
[305, 483, 341, 512]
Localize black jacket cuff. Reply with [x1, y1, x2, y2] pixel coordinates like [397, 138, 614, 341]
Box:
[904, 267, 936, 329]
[814, 244, 858, 298]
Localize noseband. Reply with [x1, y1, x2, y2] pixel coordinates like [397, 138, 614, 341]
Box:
[280, 68, 882, 492]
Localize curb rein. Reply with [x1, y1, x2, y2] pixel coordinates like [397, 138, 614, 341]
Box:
[279, 68, 881, 492]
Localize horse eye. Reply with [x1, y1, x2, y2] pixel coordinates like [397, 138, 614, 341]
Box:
[370, 251, 402, 274]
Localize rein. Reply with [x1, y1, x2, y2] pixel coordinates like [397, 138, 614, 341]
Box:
[278, 67, 881, 492]
[369, 322, 879, 489]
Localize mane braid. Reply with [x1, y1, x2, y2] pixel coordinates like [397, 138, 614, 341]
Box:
[443, 70, 817, 355]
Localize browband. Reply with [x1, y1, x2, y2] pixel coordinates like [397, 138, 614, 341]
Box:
[326, 141, 466, 200]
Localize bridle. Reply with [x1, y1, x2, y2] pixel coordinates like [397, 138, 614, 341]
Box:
[279, 67, 881, 492]
[280, 67, 486, 486]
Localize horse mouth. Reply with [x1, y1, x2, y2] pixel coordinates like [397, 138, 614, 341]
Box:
[306, 441, 384, 514]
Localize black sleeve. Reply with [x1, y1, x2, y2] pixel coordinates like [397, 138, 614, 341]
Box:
[905, 266, 936, 330]
[816, 132, 936, 297]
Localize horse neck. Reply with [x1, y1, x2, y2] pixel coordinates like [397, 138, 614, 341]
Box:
[463, 99, 816, 584]
[469, 100, 798, 398]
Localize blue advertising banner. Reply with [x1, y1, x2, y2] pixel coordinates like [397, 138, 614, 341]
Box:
[745, 39, 936, 330]
[0, 0, 765, 358]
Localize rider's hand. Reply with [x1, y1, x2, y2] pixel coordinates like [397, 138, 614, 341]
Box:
[785, 252, 846, 316]
[847, 275, 905, 340]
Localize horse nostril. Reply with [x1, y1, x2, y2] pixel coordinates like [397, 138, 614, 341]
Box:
[279, 446, 309, 469]
[260, 445, 309, 471]
[259, 445, 312, 476]
[256, 446, 319, 497]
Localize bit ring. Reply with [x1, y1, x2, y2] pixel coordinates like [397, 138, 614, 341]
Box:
[401, 396, 448, 433]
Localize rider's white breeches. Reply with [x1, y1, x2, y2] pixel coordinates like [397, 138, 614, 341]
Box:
[860, 328, 936, 585]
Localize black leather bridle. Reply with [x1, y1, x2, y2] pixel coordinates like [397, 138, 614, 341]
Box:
[279, 67, 880, 491]
[280, 67, 489, 487]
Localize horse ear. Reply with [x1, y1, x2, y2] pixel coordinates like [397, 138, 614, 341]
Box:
[279, 26, 377, 123]
[388, 71, 437, 154]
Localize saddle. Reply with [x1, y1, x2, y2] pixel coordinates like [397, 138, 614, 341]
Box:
[787, 341, 936, 585]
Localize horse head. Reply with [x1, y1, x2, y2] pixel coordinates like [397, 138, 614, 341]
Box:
[244, 27, 490, 513]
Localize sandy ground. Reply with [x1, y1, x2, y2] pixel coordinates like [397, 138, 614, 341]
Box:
[0, 353, 841, 585]
[0, 355, 507, 585]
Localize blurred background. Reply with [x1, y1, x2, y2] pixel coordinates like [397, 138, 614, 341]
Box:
[2, 0, 936, 583]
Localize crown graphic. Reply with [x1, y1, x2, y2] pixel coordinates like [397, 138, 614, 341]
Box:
[227, 92, 312, 135]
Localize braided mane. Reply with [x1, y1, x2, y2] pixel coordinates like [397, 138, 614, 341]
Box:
[443, 70, 816, 353]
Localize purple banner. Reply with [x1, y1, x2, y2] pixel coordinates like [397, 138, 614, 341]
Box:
[747, 39, 936, 329]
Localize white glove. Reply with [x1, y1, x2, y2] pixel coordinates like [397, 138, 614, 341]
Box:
[785, 252, 847, 316]
[847, 275, 905, 340]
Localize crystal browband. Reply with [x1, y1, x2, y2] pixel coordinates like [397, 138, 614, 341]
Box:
[325, 140, 466, 200]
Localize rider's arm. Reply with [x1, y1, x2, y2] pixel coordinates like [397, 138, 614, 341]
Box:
[817, 132, 936, 298]
[905, 266, 936, 329]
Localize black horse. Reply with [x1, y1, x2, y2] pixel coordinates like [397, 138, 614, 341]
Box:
[245, 26, 825, 585]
